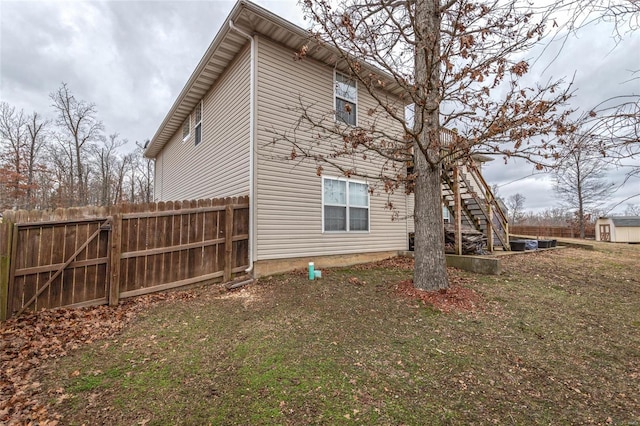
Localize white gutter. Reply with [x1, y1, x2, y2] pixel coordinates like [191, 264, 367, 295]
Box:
[229, 20, 256, 275]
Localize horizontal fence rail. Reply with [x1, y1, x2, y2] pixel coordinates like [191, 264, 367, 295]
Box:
[0, 197, 249, 320]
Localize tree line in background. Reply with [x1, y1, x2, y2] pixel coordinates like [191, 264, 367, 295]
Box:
[0, 83, 153, 211]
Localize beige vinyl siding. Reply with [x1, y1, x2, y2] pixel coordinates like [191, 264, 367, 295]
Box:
[255, 37, 410, 260]
[618, 227, 640, 242]
[155, 46, 251, 201]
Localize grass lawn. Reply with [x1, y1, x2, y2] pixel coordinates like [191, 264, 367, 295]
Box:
[32, 244, 640, 425]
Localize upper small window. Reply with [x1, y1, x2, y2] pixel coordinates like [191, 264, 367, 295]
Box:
[335, 72, 357, 126]
[182, 116, 190, 141]
[194, 101, 203, 146]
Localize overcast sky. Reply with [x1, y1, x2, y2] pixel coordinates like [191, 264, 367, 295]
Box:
[1, 0, 638, 214]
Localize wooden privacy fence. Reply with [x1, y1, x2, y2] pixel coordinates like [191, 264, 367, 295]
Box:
[0, 197, 249, 320]
[510, 225, 595, 239]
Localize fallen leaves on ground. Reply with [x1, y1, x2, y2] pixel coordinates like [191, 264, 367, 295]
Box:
[0, 290, 197, 425]
[394, 270, 484, 314]
[354, 256, 483, 313]
[1, 256, 480, 424]
[351, 256, 415, 270]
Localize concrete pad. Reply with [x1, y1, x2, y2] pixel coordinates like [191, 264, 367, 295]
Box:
[445, 254, 501, 275]
[398, 250, 501, 275]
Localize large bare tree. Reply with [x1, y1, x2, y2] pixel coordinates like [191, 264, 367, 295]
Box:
[0, 103, 47, 209]
[554, 134, 614, 238]
[24, 112, 48, 208]
[92, 133, 129, 206]
[506, 193, 526, 225]
[0, 102, 28, 209]
[280, 0, 573, 290]
[50, 83, 104, 206]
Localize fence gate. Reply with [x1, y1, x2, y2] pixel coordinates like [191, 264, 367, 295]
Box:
[7, 218, 111, 318]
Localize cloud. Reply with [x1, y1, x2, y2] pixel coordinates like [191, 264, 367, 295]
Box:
[1, 0, 637, 210]
[1, 0, 235, 145]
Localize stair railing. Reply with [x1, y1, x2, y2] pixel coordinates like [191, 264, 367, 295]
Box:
[464, 160, 510, 249]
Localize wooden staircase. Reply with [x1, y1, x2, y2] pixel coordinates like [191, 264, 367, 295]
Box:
[441, 159, 510, 251]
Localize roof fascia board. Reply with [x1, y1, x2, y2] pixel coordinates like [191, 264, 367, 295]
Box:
[145, 1, 247, 158]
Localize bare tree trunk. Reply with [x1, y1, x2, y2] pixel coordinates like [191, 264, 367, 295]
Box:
[26, 112, 47, 209]
[577, 182, 585, 239]
[414, 153, 448, 290]
[75, 148, 85, 205]
[413, 0, 449, 291]
[574, 156, 586, 239]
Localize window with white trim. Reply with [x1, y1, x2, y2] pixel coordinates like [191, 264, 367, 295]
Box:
[335, 72, 357, 126]
[182, 116, 190, 141]
[323, 177, 369, 232]
[194, 100, 203, 146]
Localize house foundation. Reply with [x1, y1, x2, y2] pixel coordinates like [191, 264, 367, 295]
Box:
[253, 251, 399, 278]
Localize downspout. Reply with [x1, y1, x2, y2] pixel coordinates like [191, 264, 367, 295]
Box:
[229, 20, 256, 275]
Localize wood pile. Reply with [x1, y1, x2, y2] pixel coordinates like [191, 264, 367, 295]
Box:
[444, 224, 487, 255]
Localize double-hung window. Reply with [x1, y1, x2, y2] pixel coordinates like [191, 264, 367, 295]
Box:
[182, 116, 190, 142]
[194, 100, 203, 146]
[323, 177, 369, 232]
[335, 72, 357, 126]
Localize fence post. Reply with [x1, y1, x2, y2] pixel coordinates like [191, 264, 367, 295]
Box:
[224, 205, 234, 282]
[0, 220, 13, 321]
[109, 214, 122, 306]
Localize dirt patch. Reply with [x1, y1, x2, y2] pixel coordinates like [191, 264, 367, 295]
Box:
[217, 287, 262, 308]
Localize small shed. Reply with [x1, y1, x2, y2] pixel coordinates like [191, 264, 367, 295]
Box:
[595, 216, 640, 243]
